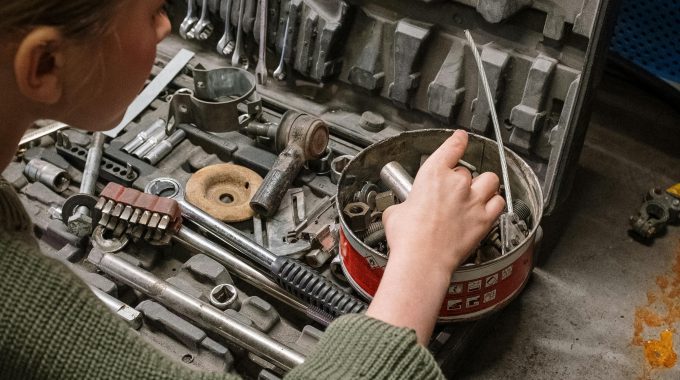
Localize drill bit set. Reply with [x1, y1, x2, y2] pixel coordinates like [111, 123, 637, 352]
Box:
[94, 183, 182, 245]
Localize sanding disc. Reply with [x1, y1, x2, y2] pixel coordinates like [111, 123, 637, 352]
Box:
[186, 164, 263, 222]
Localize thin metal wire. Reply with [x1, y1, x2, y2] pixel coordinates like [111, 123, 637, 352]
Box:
[464, 30, 514, 215]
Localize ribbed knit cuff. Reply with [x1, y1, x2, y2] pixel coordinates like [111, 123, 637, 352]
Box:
[286, 314, 444, 380]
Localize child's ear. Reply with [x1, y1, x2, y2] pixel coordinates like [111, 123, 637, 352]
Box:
[13, 26, 65, 105]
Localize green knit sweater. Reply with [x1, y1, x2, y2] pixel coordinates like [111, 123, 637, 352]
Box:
[0, 178, 444, 379]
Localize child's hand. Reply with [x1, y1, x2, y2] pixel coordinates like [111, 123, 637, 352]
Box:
[366, 130, 505, 344]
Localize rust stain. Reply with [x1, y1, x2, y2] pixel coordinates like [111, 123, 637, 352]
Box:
[644, 330, 677, 368]
[633, 241, 680, 379]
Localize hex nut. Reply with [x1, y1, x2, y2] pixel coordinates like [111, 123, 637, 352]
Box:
[375, 191, 397, 212]
[343, 202, 371, 233]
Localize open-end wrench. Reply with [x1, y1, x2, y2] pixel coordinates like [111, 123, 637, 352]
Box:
[273, 9, 290, 80]
[255, 0, 268, 84]
[180, 0, 198, 39]
[187, 0, 214, 40]
[231, 0, 249, 68]
[217, 0, 235, 55]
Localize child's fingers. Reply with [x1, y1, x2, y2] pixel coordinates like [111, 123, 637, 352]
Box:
[426, 130, 469, 170]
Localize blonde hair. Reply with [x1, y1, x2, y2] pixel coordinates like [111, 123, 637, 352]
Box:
[0, 1, 123, 39]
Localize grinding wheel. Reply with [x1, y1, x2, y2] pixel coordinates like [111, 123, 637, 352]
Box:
[186, 164, 263, 222]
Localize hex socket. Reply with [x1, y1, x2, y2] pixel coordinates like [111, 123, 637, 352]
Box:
[210, 283, 241, 310]
[122, 119, 166, 153]
[143, 129, 186, 165]
[24, 158, 71, 193]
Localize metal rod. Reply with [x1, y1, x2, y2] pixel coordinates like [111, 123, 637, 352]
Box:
[19, 122, 69, 146]
[380, 161, 413, 202]
[90, 286, 143, 329]
[464, 30, 514, 214]
[145, 178, 278, 267]
[88, 248, 306, 371]
[174, 227, 332, 326]
[105, 49, 195, 138]
[80, 133, 106, 196]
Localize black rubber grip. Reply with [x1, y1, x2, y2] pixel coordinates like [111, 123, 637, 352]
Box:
[271, 257, 367, 318]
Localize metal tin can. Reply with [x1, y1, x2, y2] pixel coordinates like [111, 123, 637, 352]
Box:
[337, 129, 543, 322]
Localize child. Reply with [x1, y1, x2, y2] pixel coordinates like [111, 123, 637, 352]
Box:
[0, 1, 504, 378]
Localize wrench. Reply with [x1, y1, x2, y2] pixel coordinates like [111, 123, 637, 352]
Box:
[145, 178, 367, 318]
[187, 0, 214, 40]
[255, 0, 268, 84]
[88, 248, 305, 372]
[273, 10, 290, 80]
[217, 0, 235, 55]
[179, 0, 198, 39]
[231, 0, 249, 68]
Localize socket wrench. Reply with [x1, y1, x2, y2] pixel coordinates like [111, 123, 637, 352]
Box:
[145, 178, 367, 318]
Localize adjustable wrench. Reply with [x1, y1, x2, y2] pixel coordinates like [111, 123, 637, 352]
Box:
[188, 0, 214, 40]
[180, 0, 198, 39]
[255, 0, 268, 84]
[231, 0, 249, 68]
[217, 0, 235, 55]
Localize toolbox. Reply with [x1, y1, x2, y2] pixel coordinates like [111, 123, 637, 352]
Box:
[7, 0, 619, 377]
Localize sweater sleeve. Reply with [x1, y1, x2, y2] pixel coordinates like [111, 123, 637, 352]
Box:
[286, 314, 445, 380]
[0, 230, 240, 380]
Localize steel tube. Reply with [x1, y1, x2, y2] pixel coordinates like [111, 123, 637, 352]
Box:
[379, 161, 413, 202]
[88, 249, 305, 371]
[174, 227, 331, 326]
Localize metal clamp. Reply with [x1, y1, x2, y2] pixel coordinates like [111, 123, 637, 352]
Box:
[167, 65, 261, 134]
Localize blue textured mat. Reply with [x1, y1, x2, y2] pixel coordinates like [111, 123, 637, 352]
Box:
[610, 0, 680, 83]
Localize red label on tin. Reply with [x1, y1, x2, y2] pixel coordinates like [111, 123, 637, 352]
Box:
[340, 229, 534, 320]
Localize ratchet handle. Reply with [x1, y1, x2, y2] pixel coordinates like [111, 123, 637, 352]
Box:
[271, 257, 368, 318]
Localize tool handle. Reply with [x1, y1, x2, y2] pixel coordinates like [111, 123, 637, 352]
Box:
[250, 145, 305, 217]
[271, 257, 368, 318]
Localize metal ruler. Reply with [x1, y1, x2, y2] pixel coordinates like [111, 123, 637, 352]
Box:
[104, 49, 195, 138]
